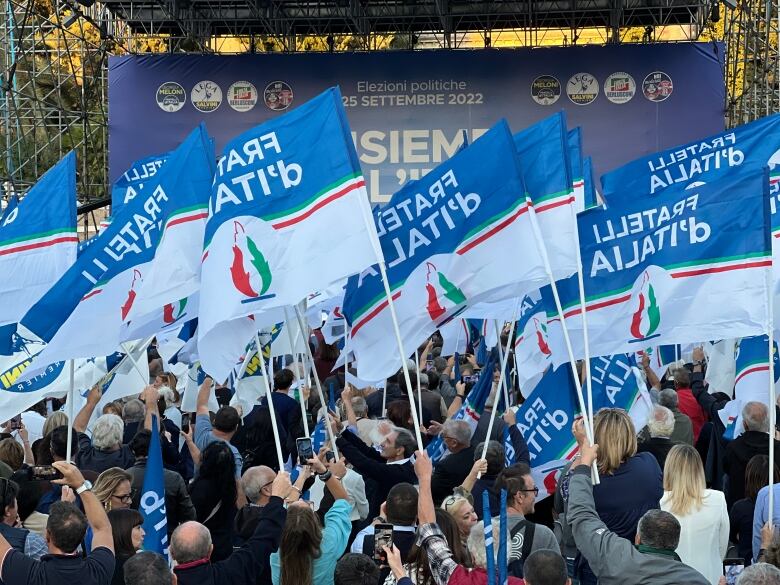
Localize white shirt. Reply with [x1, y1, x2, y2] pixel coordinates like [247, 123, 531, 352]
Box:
[342, 468, 370, 522]
[661, 489, 728, 584]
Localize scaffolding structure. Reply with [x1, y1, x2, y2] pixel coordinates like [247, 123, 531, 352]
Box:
[0, 0, 774, 217]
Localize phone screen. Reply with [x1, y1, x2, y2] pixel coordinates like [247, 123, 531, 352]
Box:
[31, 466, 63, 481]
[374, 524, 394, 562]
[723, 560, 746, 585]
[8, 415, 21, 431]
[297, 437, 314, 462]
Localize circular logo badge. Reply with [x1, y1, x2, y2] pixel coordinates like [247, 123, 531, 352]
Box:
[566, 73, 599, 105]
[227, 81, 258, 112]
[604, 72, 636, 104]
[531, 75, 561, 106]
[156, 82, 186, 113]
[190, 81, 222, 113]
[642, 72, 674, 102]
[264, 81, 294, 111]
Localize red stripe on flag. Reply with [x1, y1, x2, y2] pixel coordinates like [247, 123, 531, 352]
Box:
[582, 293, 632, 314]
[734, 364, 769, 385]
[671, 260, 771, 279]
[0, 235, 78, 257]
[351, 290, 401, 336]
[456, 205, 529, 255]
[81, 289, 102, 301]
[167, 211, 208, 229]
[535, 196, 575, 214]
[271, 180, 365, 230]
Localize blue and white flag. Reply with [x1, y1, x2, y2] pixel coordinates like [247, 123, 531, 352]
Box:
[111, 151, 169, 215]
[140, 415, 169, 558]
[565, 169, 771, 360]
[345, 121, 547, 381]
[514, 112, 577, 280]
[0, 196, 18, 225]
[568, 128, 585, 212]
[583, 157, 600, 209]
[19, 126, 213, 377]
[482, 490, 496, 585]
[513, 292, 551, 394]
[311, 416, 328, 452]
[0, 153, 77, 327]
[198, 88, 379, 383]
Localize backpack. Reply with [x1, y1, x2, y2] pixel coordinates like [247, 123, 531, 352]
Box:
[507, 519, 536, 578]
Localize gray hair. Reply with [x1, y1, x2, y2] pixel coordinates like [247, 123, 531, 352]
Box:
[351, 397, 368, 418]
[170, 521, 212, 564]
[123, 551, 173, 585]
[637, 509, 680, 550]
[658, 389, 679, 410]
[442, 419, 472, 446]
[419, 373, 429, 388]
[467, 522, 509, 569]
[743, 401, 770, 433]
[647, 405, 675, 438]
[433, 356, 448, 373]
[122, 399, 145, 424]
[736, 563, 780, 585]
[91, 414, 124, 450]
[241, 466, 276, 504]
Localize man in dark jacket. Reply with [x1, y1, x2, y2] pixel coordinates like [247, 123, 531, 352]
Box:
[127, 430, 196, 536]
[722, 401, 780, 506]
[336, 426, 417, 520]
[234, 465, 276, 542]
[430, 419, 475, 505]
[171, 472, 290, 585]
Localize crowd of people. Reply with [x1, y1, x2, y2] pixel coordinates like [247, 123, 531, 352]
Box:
[0, 332, 778, 585]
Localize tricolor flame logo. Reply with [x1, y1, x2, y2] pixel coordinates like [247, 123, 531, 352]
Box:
[230, 220, 272, 299]
[629, 270, 661, 340]
[424, 261, 466, 322]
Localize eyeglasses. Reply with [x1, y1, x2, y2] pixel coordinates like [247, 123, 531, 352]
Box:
[518, 487, 539, 497]
[260, 480, 274, 492]
[113, 493, 133, 504]
[442, 495, 462, 512]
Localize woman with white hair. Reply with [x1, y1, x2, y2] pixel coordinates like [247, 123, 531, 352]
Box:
[661, 444, 728, 584]
[637, 405, 676, 470]
[74, 385, 135, 473]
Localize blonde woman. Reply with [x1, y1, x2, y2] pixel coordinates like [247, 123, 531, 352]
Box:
[661, 444, 728, 584]
[566, 408, 663, 585]
[93, 467, 133, 511]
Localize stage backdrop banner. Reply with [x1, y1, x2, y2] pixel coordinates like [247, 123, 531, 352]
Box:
[108, 43, 725, 203]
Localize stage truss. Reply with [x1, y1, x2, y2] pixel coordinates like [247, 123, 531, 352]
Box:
[0, 0, 776, 228]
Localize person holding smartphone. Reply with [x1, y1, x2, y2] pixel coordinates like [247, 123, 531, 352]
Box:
[270, 451, 352, 585]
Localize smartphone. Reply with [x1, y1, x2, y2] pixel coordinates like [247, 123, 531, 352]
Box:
[31, 465, 64, 481]
[723, 559, 746, 585]
[7, 415, 21, 431]
[325, 450, 336, 463]
[374, 523, 394, 563]
[181, 414, 191, 434]
[296, 437, 314, 462]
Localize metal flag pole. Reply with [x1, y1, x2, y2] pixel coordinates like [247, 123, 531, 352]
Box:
[767, 265, 776, 529]
[65, 360, 75, 464]
[255, 331, 285, 470]
[494, 320, 512, 409]
[284, 307, 310, 436]
[415, 350, 423, 426]
[293, 306, 339, 459]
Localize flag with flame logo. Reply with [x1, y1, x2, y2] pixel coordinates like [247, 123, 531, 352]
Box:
[198, 88, 379, 382]
[18, 125, 214, 377]
[513, 291, 552, 394]
[343, 121, 548, 382]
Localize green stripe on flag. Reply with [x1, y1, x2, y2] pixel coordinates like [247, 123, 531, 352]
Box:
[460, 199, 526, 244]
[351, 279, 406, 322]
[260, 172, 362, 222]
[0, 227, 77, 248]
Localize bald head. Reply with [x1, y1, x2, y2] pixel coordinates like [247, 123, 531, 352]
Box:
[241, 465, 277, 505]
[170, 521, 212, 564]
[743, 401, 770, 433]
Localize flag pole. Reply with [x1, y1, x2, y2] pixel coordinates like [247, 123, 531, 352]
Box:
[254, 331, 285, 471]
[120, 337, 156, 383]
[480, 310, 517, 470]
[526, 200, 599, 483]
[375, 260, 425, 451]
[293, 306, 339, 459]
[495, 320, 512, 409]
[284, 307, 310, 437]
[415, 350, 423, 427]
[65, 360, 75, 464]
[767, 265, 776, 529]
[355, 189, 425, 450]
[572, 211, 595, 441]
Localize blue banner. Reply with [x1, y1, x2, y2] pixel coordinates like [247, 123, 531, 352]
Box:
[568, 127, 583, 181]
[108, 44, 725, 204]
[514, 112, 572, 204]
[111, 151, 169, 215]
[140, 415, 169, 557]
[601, 113, 780, 201]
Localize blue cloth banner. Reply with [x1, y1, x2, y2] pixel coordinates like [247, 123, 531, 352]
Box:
[140, 415, 169, 557]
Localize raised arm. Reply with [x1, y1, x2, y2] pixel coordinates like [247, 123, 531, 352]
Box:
[640, 354, 661, 390]
[52, 461, 114, 553]
[73, 385, 102, 434]
[414, 451, 436, 524]
[196, 375, 213, 416]
[142, 385, 159, 431]
[18, 424, 34, 466]
[340, 387, 358, 430]
[310, 454, 349, 501]
[459, 458, 488, 493]
[446, 381, 467, 418]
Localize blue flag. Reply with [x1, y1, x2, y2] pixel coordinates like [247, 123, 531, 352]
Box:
[503, 424, 516, 467]
[600, 113, 780, 201]
[111, 151, 169, 214]
[498, 489, 508, 585]
[344, 120, 547, 382]
[311, 416, 327, 453]
[140, 415, 169, 557]
[0, 195, 18, 225]
[583, 157, 599, 209]
[575, 169, 771, 359]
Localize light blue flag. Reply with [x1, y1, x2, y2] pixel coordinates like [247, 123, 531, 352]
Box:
[140, 415, 169, 558]
[311, 416, 328, 453]
[111, 151, 169, 215]
[498, 489, 508, 585]
[0, 196, 18, 225]
[583, 157, 599, 209]
[482, 490, 496, 585]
